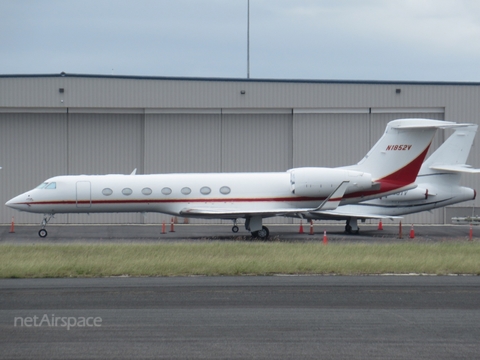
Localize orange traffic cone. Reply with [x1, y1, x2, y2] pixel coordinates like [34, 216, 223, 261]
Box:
[161, 221, 166, 234]
[299, 221, 304, 234]
[378, 220, 383, 230]
[309, 220, 314, 235]
[323, 230, 328, 244]
[409, 224, 415, 239]
[170, 217, 175, 232]
[9, 216, 15, 233]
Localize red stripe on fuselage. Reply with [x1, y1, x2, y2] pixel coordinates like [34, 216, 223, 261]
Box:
[344, 144, 431, 199]
[14, 196, 329, 207]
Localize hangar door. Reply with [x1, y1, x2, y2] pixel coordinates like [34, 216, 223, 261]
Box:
[0, 111, 68, 225]
[66, 111, 144, 224]
[221, 109, 292, 172]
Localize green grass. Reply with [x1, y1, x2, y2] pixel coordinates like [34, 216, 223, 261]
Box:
[1, 242, 479, 278]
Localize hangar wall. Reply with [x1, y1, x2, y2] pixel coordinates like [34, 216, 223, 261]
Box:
[1, 74, 479, 226]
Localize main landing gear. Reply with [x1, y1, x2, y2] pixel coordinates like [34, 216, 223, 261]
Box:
[231, 218, 269, 239]
[345, 217, 360, 235]
[38, 214, 54, 238]
[245, 216, 270, 240]
[251, 226, 269, 239]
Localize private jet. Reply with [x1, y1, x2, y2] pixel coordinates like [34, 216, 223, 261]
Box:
[6, 119, 465, 238]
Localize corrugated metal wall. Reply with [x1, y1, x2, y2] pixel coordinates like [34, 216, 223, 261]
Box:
[293, 111, 370, 168]
[145, 112, 222, 173]
[0, 112, 68, 224]
[1, 74, 478, 226]
[221, 112, 292, 172]
[66, 112, 144, 224]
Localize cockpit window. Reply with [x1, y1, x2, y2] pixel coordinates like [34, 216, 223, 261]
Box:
[45, 182, 57, 189]
[36, 182, 49, 189]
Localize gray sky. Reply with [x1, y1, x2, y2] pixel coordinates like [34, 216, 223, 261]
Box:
[2, 0, 480, 81]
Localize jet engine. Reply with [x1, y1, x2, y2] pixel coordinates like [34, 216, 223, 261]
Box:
[288, 167, 373, 197]
[380, 187, 432, 202]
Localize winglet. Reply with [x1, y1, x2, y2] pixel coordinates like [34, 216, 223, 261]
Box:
[313, 181, 350, 211]
[130, 168, 137, 175]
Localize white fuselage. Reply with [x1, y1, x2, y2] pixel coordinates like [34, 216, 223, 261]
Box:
[8, 173, 291, 216]
[5, 169, 397, 217]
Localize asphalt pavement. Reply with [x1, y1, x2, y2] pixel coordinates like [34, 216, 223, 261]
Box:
[0, 223, 477, 243]
[1, 276, 479, 359]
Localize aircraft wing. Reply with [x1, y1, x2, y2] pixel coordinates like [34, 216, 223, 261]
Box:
[429, 164, 480, 173]
[180, 207, 311, 219]
[179, 181, 351, 219]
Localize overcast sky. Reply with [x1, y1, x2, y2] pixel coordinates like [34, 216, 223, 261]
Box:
[2, 0, 480, 81]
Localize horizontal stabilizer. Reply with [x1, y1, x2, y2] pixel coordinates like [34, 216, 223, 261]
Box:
[391, 120, 470, 129]
[429, 164, 480, 173]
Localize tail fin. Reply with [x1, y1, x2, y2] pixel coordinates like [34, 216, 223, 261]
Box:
[421, 124, 480, 174]
[344, 119, 464, 193]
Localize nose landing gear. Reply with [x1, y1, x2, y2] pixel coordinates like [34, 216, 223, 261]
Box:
[231, 219, 239, 233]
[38, 214, 54, 238]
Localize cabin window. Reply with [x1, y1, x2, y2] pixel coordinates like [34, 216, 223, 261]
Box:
[142, 187, 152, 196]
[161, 187, 172, 195]
[45, 182, 57, 189]
[219, 186, 231, 195]
[102, 188, 113, 196]
[122, 188, 133, 196]
[200, 186, 211, 195]
[181, 187, 191, 195]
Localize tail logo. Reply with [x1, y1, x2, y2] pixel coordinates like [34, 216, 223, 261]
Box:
[386, 145, 412, 151]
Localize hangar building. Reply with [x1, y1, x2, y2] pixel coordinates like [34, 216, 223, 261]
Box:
[1, 73, 479, 226]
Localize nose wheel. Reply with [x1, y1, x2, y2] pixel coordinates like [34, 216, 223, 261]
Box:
[39, 229, 48, 238]
[231, 219, 239, 233]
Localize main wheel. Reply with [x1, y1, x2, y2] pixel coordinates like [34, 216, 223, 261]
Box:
[38, 229, 47, 238]
[252, 226, 269, 239]
[232, 225, 239, 233]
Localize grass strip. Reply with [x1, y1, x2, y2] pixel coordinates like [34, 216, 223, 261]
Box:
[1, 242, 479, 278]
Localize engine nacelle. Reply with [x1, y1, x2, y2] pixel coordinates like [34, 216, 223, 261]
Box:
[380, 187, 432, 202]
[288, 167, 373, 197]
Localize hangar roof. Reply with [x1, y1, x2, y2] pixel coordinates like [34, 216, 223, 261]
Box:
[1, 72, 480, 87]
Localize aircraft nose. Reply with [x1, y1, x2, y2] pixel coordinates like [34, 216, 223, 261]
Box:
[5, 195, 28, 211]
[5, 197, 18, 209]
